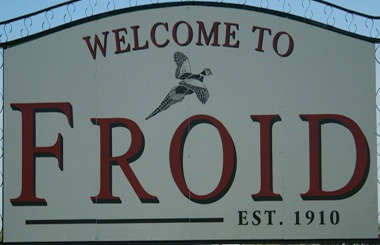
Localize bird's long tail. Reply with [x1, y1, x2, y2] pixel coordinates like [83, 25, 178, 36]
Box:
[146, 106, 163, 120]
[145, 94, 175, 120]
[145, 86, 188, 120]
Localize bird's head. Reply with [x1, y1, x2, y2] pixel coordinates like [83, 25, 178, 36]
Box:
[201, 68, 212, 76]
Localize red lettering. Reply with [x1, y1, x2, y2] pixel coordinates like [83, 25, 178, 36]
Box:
[112, 28, 131, 54]
[82, 31, 109, 59]
[170, 115, 236, 204]
[250, 115, 283, 201]
[131, 25, 149, 51]
[223, 22, 240, 48]
[172, 21, 193, 46]
[251, 26, 271, 52]
[196, 21, 221, 46]
[10, 102, 73, 206]
[91, 118, 158, 204]
[273, 31, 294, 57]
[300, 114, 370, 200]
[151, 22, 169, 48]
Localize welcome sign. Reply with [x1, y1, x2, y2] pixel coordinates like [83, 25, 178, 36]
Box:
[3, 2, 378, 243]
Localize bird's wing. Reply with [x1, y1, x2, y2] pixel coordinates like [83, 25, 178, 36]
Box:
[180, 81, 209, 104]
[174, 52, 191, 79]
[194, 87, 209, 104]
[146, 85, 188, 120]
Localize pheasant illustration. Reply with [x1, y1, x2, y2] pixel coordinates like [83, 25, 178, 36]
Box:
[146, 51, 212, 120]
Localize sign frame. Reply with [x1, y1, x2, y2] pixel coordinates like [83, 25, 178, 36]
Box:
[2, 2, 379, 243]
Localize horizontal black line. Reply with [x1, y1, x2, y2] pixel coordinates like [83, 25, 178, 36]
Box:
[26, 217, 224, 225]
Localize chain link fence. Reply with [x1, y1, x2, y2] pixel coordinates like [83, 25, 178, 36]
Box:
[0, 0, 379, 237]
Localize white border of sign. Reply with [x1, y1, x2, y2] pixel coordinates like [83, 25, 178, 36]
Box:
[3, 2, 378, 243]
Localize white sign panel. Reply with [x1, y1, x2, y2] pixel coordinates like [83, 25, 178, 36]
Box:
[3, 3, 378, 243]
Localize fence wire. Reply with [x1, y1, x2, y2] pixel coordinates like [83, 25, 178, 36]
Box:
[0, 0, 380, 44]
[0, 0, 379, 237]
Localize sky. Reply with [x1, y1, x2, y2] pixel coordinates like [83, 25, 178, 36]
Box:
[0, 0, 380, 22]
[323, 0, 380, 15]
[0, 0, 69, 22]
[0, 0, 379, 233]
